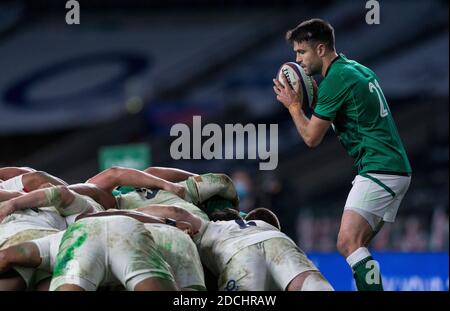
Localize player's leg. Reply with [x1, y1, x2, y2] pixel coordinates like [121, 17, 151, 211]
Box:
[0, 270, 27, 290]
[287, 271, 333, 291]
[54, 284, 85, 291]
[35, 277, 52, 291]
[133, 276, 179, 291]
[263, 238, 333, 291]
[337, 210, 382, 291]
[50, 220, 106, 291]
[107, 217, 179, 291]
[218, 244, 267, 291]
[145, 224, 206, 290]
[338, 173, 411, 291]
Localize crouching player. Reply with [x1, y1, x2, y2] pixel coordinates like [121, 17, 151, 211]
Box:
[0, 214, 180, 291]
[136, 204, 334, 291]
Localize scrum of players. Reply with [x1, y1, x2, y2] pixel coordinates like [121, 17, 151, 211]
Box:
[0, 166, 334, 291]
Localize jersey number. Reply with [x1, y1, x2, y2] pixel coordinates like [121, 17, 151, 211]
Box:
[235, 219, 257, 229]
[369, 80, 389, 118]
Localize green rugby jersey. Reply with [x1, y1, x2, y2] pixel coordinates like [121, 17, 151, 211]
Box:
[313, 54, 411, 175]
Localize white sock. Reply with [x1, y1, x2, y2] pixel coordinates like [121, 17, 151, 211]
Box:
[346, 247, 371, 268]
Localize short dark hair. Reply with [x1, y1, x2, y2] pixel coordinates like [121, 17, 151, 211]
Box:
[245, 208, 281, 230]
[209, 208, 242, 221]
[286, 18, 335, 51]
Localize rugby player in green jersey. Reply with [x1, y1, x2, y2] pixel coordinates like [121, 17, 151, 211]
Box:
[273, 19, 411, 291]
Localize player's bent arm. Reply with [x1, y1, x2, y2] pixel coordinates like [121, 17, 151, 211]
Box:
[136, 204, 202, 233]
[21, 171, 68, 192]
[86, 166, 184, 196]
[0, 167, 36, 180]
[75, 209, 166, 225]
[0, 243, 41, 273]
[144, 167, 198, 182]
[289, 107, 331, 148]
[0, 186, 83, 221]
[69, 183, 116, 210]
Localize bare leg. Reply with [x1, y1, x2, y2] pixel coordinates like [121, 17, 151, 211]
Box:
[133, 277, 179, 291]
[287, 271, 333, 291]
[54, 284, 85, 291]
[337, 210, 374, 257]
[337, 210, 383, 291]
[0, 274, 26, 291]
[35, 277, 51, 291]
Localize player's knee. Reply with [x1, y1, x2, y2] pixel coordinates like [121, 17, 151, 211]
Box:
[337, 232, 357, 257]
[301, 272, 334, 291]
[287, 271, 334, 291]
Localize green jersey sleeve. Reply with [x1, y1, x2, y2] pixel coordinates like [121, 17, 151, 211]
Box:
[313, 73, 348, 121]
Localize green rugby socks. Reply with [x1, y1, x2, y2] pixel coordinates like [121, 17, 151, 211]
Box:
[346, 247, 384, 291]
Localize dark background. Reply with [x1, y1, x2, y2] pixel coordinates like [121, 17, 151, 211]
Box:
[0, 0, 448, 255]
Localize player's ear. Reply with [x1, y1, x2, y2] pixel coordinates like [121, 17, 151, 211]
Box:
[316, 43, 326, 57]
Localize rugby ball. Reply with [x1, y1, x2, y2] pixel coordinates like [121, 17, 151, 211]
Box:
[277, 62, 317, 108]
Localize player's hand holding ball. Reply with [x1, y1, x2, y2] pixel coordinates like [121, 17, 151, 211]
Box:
[273, 62, 317, 112]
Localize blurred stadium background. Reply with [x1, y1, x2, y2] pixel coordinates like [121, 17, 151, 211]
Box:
[0, 0, 448, 290]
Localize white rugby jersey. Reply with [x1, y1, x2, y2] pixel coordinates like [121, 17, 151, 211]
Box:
[197, 219, 296, 275]
[0, 207, 66, 247]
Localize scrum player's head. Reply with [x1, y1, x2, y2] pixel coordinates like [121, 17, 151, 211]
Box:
[245, 207, 281, 230]
[209, 208, 242, 221]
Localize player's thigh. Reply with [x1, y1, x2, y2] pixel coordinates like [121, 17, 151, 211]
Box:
[344, 174, 411, 232]
[158, 227, 206, 290]
[108, 221, 175, 290]
[288, 271, 334, 291]
[0, 270, 26, 290]
[50, 222, 106, 291]
[218, 244, 267, 291]
[263, 238, 319, 290]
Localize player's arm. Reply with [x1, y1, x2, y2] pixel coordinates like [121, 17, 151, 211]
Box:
[0, 243, 42, 274]
[0, 186, 94, 221]
[76, 208, 193, 235]
[136, 204, 202, 234]
[20, 171, 68, 191]
[0, 167, 36, 180]
[76, 209, 165, 224]
[0, 190, 23, 202]
[288, 109, 331, 148]
[274, 75, 331, 147]
[187, 173, 239, 207]
[144, 167, 198, 182]
[86, 166, 185, 197]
